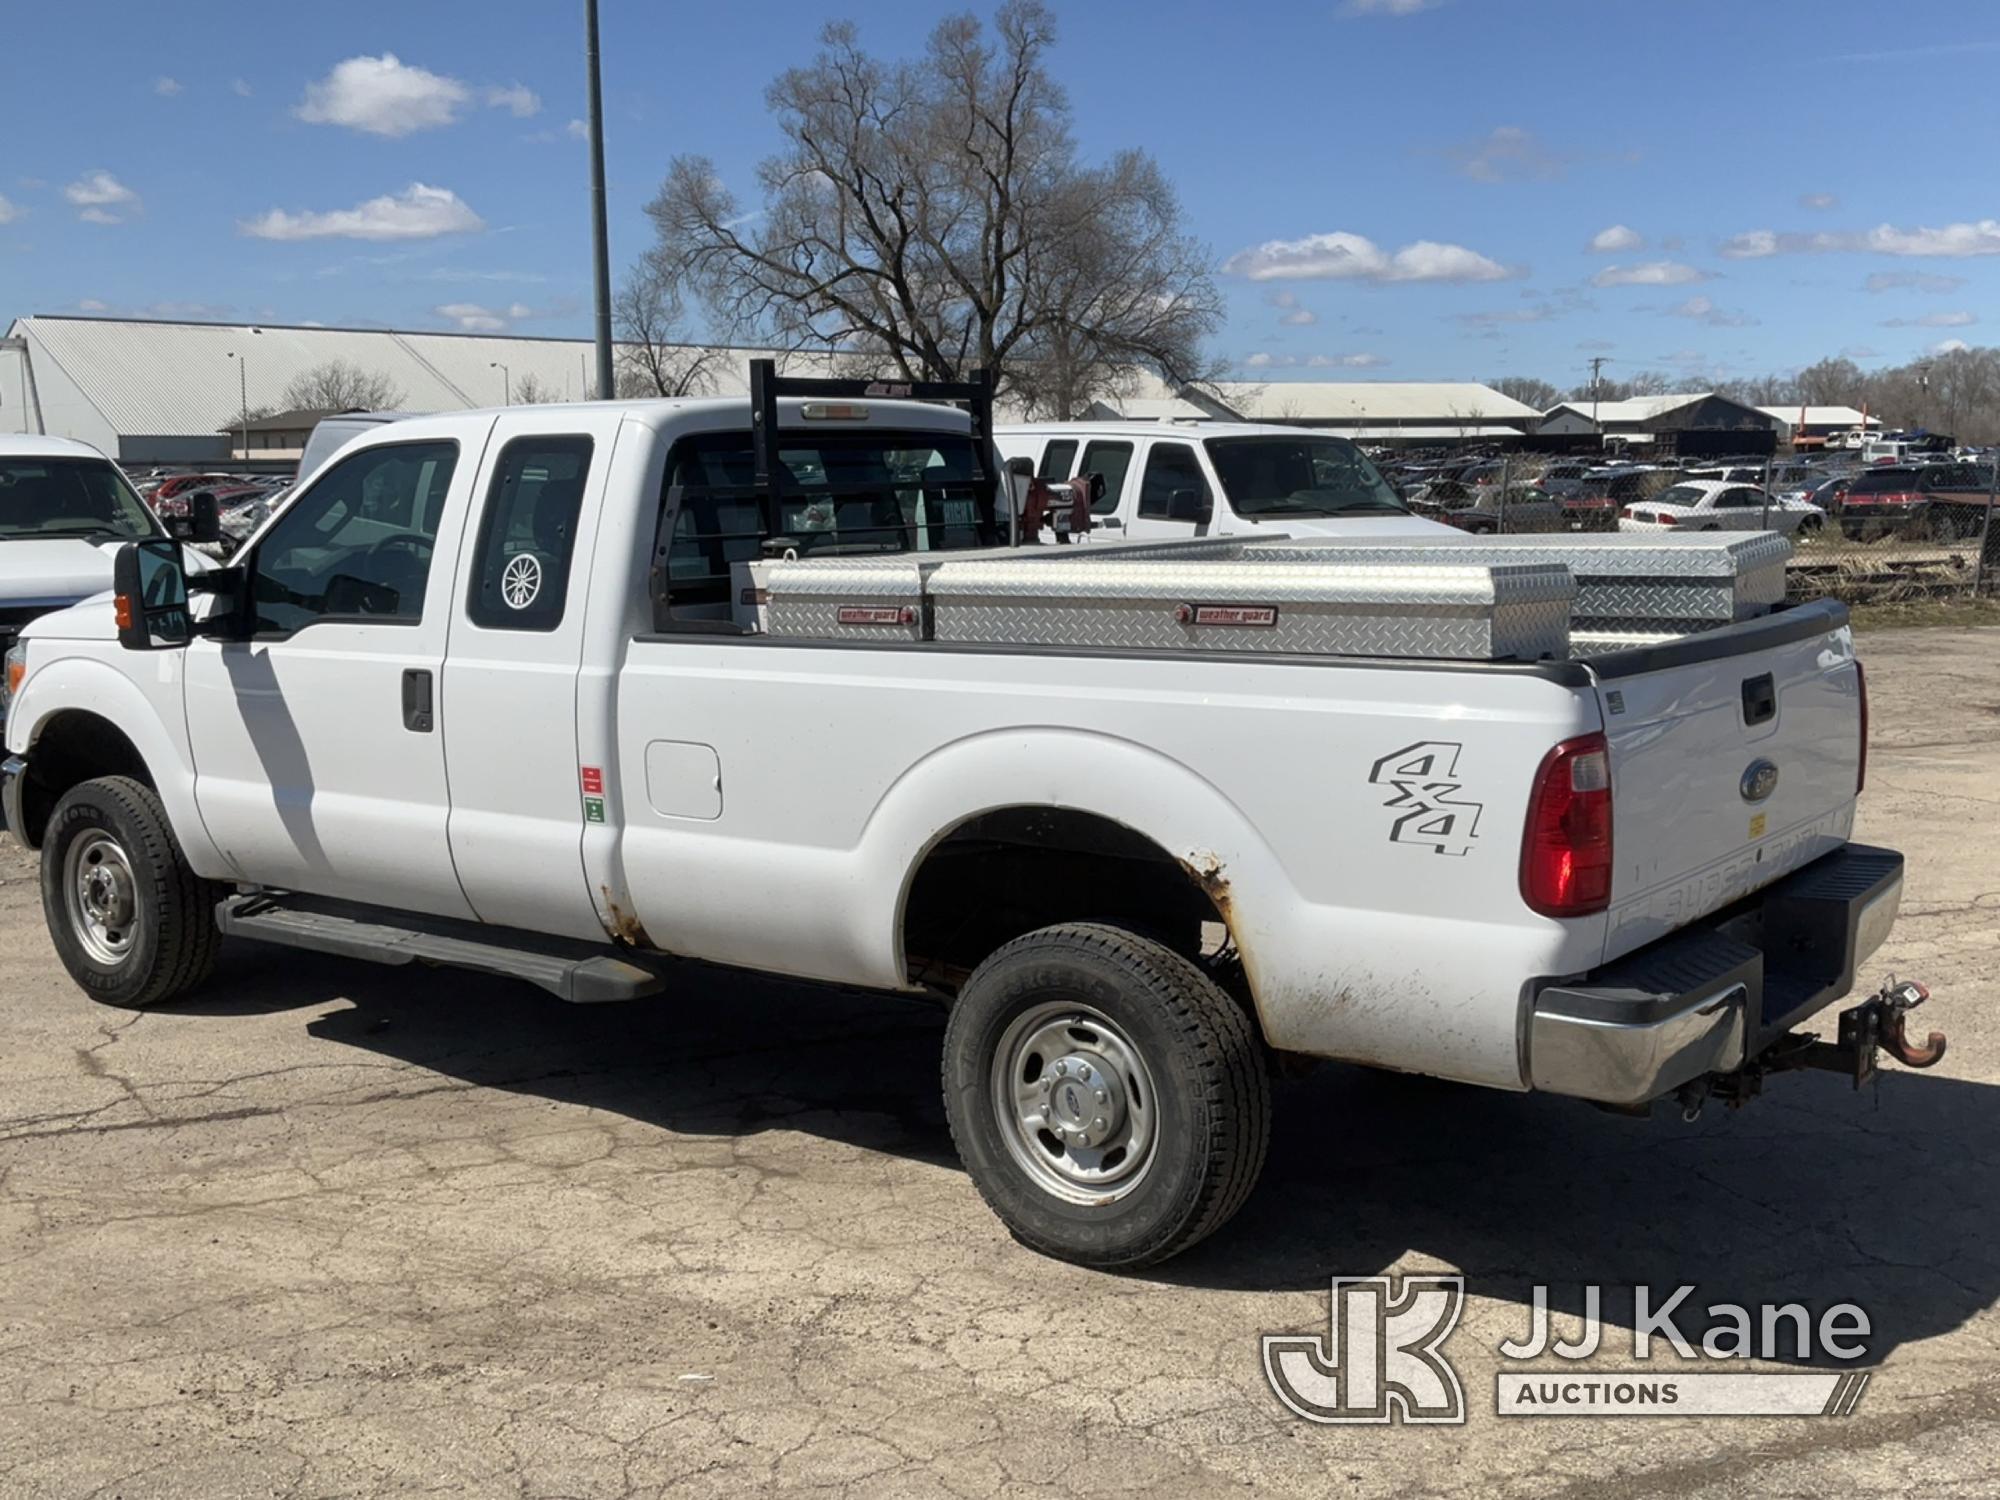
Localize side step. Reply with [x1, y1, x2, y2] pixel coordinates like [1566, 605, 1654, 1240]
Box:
[216, 892, 665, 1003]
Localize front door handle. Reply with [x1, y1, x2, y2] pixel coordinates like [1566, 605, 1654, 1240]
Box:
[402, 669, 434, 733]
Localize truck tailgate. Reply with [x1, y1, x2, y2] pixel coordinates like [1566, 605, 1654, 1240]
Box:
[1596, 604, 1863, 963]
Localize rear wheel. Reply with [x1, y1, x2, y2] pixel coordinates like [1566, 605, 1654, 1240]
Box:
[40, 776, 223, 1008]
[942, 922, 1271, 1268]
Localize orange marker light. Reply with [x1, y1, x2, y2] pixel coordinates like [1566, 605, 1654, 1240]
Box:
[114, 594, 135, 630]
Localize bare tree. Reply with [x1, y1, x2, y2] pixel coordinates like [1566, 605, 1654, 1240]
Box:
[613, 257, 725, 397]
[280, 359, 405, 411]
[1793, 357, 1865, 408]
[512, 373, 561, 405]
[642, 3, 1220, 408]
[1486, 375, 1560, 411]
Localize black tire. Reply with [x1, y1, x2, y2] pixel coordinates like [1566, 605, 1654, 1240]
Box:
[40, 776, 224, 1008]
[942, 922, 1271, 1269]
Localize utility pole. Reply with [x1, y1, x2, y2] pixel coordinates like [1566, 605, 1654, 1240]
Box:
[225, 350, 248, 462]
[584, 0, 615, 400]
[490, 360, 511, 405]
[1587, 355, 1608, 437]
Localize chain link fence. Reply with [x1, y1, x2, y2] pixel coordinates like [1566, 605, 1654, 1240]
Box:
[1384, 450, 2000, 605]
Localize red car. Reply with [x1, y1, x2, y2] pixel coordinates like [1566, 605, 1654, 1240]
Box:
[147, 473, 240, 518]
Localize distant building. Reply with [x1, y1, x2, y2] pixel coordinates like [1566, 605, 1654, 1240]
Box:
[1188, 380, 1539, 443]
[1536, 392, 1784, 457]
[1756, 405, 1881, 448]
[218, 407, 342, 462]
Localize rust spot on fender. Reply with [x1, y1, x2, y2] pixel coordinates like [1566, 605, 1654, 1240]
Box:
[1179, 852, 1233, 923]
[598, 884, 654, 949]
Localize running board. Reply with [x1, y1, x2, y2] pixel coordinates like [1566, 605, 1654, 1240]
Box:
[216, 893, 664, 1003]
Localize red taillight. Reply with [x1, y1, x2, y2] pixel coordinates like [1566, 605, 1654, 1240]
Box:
[1855, 660, 1868, 794]
[1521, 732, 1614, 918]
[1656, 512, 1676, 526]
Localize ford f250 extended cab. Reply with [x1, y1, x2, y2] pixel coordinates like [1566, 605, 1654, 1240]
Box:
[1, 365, 1945, 1268]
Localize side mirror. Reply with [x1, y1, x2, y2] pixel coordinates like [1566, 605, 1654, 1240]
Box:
[165, 491, 222, 544]
[1166, 487, 1213, 525]
[112, 540, 192, 651]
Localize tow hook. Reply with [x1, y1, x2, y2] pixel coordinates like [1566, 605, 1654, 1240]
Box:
[1683, 979, 1945, 1116]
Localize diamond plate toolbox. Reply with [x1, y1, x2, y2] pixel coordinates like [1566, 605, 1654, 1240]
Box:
[763, 558, 931, 641]
[1236, 532, 1791, 633]
[924, 557, 1575, 660]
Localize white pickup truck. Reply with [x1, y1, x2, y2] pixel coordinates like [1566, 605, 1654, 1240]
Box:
[0, 436, 219, 726]
[1, 367, 1942, 1268]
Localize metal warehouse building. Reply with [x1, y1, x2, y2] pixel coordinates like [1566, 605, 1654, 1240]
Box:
[1536, 392, 1785, 457]
[2, 313, 1542, 462]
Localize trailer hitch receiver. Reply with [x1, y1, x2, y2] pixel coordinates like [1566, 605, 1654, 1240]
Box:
[1792, 979, 1945, 1089]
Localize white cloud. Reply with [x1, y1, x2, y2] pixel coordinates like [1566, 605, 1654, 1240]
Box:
[568, 117, 588, 140]
[1280, 307, 1318, 326]
[1226, 230, 1510, 284]
[1589, 224, 1643, 253]
[1723, 219, 2000, 259]
[154, 76, 183, 97]
[1340, 0, 1442, 15]
[1242, 351, 1386, 370]
[1668, 295, 1754, 327]
[1882, 310, 1976, 328]
[1447, 125, 1564, 183]
[1591, 260, 1709, 287]
[1864, 271, 1966, 293]
[0, 193, 19, 226]
[76, 298, 109, 312]
[296, 54, 471, 136]
[484, 83, 541, 118]
[231, 78, 254, 97]
[1799, 192, 1837, 210]
[239, 182, 486, 242]
[64, 171, 140, 224]
[1931, 338, 1971, 354]
[435, 300, 533, 332]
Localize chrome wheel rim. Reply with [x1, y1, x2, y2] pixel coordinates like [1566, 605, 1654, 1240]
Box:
[991, 1000, 1158, 1204]
[65, 831, 140, 967]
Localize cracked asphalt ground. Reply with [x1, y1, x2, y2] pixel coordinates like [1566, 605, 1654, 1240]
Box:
[2, 627, 1997, 1499]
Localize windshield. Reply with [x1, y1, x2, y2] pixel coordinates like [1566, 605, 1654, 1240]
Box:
[1652, 485, 1707, 507]
[0, 457, 160, 541]
[1203, 436, 1407, 517]
[1848, 468, 1918, 494]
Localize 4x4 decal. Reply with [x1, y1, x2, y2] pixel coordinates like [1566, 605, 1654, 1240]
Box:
[1368, 742, 1482, 857]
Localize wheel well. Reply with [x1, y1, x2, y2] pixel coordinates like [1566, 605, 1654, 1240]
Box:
[16, 711, 153, 849]
[902, 807, 1227, 993]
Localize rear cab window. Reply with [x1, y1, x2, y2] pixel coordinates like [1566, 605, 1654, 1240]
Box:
[466, 435, 594, 631]
[1076, 441, 1134, 515]
[659, 429, 1001, 616]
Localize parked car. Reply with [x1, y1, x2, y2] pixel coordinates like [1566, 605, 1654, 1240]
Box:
[2, 369, 1926, 1269]
[0, 436, 217, 728]
[1414, 483, 1569, 534]
[146, 472, 239, 519]
[1564, 465, 1678, 529]
[1619, 480, 1825, 535]
[994, 421, 1453, 541]
[1835, 465, 1991, 541]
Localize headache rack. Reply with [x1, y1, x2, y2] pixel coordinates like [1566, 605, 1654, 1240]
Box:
[649, 360, 1003, 630]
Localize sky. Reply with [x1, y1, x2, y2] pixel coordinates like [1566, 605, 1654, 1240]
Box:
[4, 0, 1999, 392]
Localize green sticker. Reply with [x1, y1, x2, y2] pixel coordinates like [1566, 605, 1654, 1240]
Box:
[583, 797, 606, 824]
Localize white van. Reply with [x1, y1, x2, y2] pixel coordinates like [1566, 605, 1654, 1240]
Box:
[994, 421, 1452, 541]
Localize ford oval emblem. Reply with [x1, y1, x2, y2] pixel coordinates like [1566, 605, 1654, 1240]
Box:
[1740, 758, 1780, 803]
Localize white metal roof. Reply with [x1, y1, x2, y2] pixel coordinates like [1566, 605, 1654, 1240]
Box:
[7, 315, 786, 439]
[1757, 405, 1877, 429]
[1543, 393, 1714, 425]
[1204, 380, 1539, 423]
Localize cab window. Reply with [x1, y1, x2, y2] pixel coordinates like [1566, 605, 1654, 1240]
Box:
[251, 440, 458, 635]
[466, 435, 594, 631]
[1137, 442, 1210, 521]
[1036, 439, 1079, 480]
[1076, 441, 1133, 515]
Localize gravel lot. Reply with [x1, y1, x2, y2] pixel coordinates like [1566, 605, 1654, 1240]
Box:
[2, 627, 1997, 1499]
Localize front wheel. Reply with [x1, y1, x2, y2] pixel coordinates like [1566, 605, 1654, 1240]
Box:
[942, 922, 1271, 1268]
[40, 776, 224, 1008]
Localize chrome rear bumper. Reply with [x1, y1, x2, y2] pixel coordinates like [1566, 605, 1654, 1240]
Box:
[1529, 844, 1904, 1105]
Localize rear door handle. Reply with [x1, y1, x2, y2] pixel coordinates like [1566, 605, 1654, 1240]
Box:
[402, 669, 434, 733]
[1741, 672, 1776, 726]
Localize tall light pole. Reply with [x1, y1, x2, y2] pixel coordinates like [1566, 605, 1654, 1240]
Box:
[585, 0, 615, 400]
[490, 360, 511, 405]
[225, 350, 248, 461]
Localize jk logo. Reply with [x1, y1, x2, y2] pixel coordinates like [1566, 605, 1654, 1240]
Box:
[1263, 1276, 1467, 1425]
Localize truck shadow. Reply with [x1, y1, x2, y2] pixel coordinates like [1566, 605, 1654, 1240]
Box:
[186, 939, 2000, 1364]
